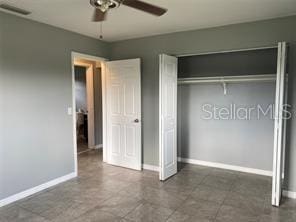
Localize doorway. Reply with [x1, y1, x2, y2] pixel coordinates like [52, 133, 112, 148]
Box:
[71, 52, 142, 174]
[73, 58, 102, 155]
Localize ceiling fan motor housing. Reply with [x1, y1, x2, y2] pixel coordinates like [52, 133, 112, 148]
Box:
[90, 0, 120, 12]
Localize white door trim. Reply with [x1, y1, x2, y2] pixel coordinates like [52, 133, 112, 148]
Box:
[73, 61, 95, 148]
[71, 52, 107, 175]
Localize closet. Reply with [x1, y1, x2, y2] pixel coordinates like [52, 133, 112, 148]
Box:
[159, 42, 288, 207]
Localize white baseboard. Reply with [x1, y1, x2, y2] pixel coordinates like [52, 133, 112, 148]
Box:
[142, 164, 159, 172]
[93, 144, 103, 149]
[178, 157, 273, 177]
[283, 190, 296, 199]
[0, 172, 77, 208]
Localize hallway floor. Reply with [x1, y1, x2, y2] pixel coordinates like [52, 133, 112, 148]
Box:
[1, 150, 296, 222]
[77, 137, 89, 154]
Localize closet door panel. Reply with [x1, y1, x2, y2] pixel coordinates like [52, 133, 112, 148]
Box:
[159, 54, 178, 181]
[272, 42, 288, 207]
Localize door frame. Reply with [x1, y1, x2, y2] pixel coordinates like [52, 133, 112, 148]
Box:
[73, 60, 95, 149]
[71, 52, 107, 175]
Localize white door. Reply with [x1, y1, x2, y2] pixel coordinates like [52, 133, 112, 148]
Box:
[272, 42, 288, 206]
[105, 59, 141, 170]
[159, 54, 178, 181]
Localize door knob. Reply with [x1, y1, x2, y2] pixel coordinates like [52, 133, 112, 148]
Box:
[134, 119, 139, 123]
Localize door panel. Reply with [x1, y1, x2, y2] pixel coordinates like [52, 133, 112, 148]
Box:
[159, 54, 178, 181]
[112, 124, 120, 154]
[106, 59, 141, 170]
[272, 42, 288, 207]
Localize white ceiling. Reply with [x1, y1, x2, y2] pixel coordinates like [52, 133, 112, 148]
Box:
[1, 0, 296, 42]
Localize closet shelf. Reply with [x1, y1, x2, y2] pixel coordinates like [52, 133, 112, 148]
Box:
[178, 74, 276, 85]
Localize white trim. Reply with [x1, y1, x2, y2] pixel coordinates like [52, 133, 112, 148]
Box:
[72, 52, 106, 63]
[159, 54, 163, 180]
[86, 63, 95, 148]
[0, 172, 76, 208]
[78, 148, 92, 155]
[93, 144, 103, 149]
[178, 157, 273, 177]
[142, 164, 159, 172]
[283, 190, 296, 199]
[71, 53, 78, 175]
[101, 62, 107, 163]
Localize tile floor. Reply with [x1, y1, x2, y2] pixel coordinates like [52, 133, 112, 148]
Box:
[77, 138, 89, 154]
[1, 149, 296, 222]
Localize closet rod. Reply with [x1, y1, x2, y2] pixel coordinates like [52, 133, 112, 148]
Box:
[178, 74, 276, 85]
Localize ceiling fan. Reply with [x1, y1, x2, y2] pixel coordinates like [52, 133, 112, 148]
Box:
[90, 0, 167, 22]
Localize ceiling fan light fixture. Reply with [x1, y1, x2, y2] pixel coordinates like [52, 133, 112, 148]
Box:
[91, 0, 119, 12]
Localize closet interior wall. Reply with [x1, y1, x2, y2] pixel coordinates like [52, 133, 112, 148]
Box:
[177, 48, 278, 173]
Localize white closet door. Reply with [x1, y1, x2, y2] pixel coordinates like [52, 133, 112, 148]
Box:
[272, 42, 288, 206]
[159, 54, 178, 181]
[105, 59, 142, 171]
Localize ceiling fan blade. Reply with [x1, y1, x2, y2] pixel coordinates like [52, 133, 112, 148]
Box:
[92, 8, 106, 22]
[121, 0, 167, 16]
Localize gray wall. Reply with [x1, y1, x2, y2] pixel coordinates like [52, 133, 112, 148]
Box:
[178, 82, 275, 171]
[0, 11, 109, 200]
[74, 66, 87, 112]
[94, 68, 103, 145]
[178, 48, 277, 77]
[110, 15, 296, 192]
[177, 49, 277, 171]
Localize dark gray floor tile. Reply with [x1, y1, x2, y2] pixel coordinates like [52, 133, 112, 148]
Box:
[216, 205, 260, 222]
[201, 175, 235, 191]
[209, 168, 238, 180]
[178, 164, 212, 176]
[73, 208, 124, 222]
[223, 192, 265, 216]
[167, 210, 213, 222]
[164, 173, 205, 191]
[125, 202, 173, 222]
[231, 179, 271, 199]
[17, 191, 67, 215]
[238, 172, 272, 184]
[50, 201, 99, 222]
[177, 198, 220, 220]
[280, 197, 296, 212]
[97, 194, 143, 217]
[191, 185, 229, 204]
[0, 205, 49, 222]
[141, 186, 186, 210]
